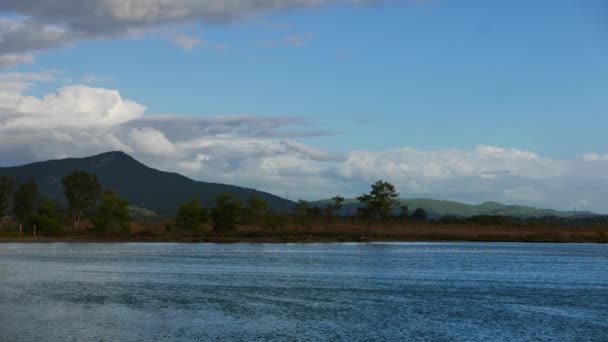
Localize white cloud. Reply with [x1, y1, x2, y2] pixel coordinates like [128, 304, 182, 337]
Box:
[580, 153, 608, 162]
[1, 85, 146, 130]
[129, 128, 177, 156]
[0, 70, 58, 92]
[2, 71, 608, 212]
[280, 140, 340, 161]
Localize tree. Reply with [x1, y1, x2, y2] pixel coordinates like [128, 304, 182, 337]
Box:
[13, 181, 39, 233]
[0, 176, 15, 217]
[244, 196, 271, 232]
[32, 200, 63, 236]
[324, 195, 344, 224]
[175, 200, 208, 231]
[357, 180, 400, 221]
[410, 208, 428, 221]
[293, 199, 312, 231]
[399, 204, 409, 221]
[212, 193, 242, 231]
[62, 171, 102, 231]
[92, 189, 130, 234]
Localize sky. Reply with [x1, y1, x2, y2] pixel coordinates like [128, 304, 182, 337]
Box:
[0, 0, 607, 212]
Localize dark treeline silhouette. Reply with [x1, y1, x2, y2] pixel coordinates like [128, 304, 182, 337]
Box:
[0, 177, 432, 237]
[1, 176, 607, 242]
[0, 172, 130, 236]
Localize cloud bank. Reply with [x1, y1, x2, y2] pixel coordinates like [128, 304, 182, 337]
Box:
[1, 72, 608, 212]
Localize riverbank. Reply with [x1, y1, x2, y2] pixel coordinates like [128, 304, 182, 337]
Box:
[1, 232, 607, 244]
[2, 221, 608, 243]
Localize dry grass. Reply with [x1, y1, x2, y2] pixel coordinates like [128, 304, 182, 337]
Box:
[2, 218, 607, 243]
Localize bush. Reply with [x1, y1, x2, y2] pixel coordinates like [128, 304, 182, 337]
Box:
[32, 200, 63, 236]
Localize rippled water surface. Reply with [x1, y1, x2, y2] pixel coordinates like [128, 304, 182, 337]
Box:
[1, 242, 607, 341]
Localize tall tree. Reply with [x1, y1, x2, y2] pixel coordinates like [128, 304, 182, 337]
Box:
[324, 195, 344, 225]
[212, 193, 242, 231]
[92, 189, 130, 234]
[13, 181, 39, 233]
[357, 180, 400, 222]
[0, 176, 15, 217]
[293, 199, 312, 231]
[399, 204, 409, 221]
[243, 196, 271, 232]
[175, 200, 208, 231]
[62, 171, 102, 230]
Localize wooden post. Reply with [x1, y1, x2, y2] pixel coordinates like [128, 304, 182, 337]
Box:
[34, 224, 36, 237]
[19, 224, 22, 237]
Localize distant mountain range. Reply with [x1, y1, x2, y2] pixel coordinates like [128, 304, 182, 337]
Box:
[0, 151, 293, 216]
[0, 151, 598, 219]
[311, 198, 598, 219]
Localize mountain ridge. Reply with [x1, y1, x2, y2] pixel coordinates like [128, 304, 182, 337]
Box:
[0, 151, 294, 215]
[311, 198, 597, 219]
[1, 151, 598, 219]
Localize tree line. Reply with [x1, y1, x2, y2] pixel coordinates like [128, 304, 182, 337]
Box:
[173, 180, 428, 233]
[1, 174, 427, 237]
[0, 172, 130, 236]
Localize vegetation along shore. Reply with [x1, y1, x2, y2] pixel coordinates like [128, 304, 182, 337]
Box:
[1, 170, 607, 243]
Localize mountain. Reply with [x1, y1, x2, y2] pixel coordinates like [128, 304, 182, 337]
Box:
[311, 198, 597, 219]
[0, 151, 294, 216]
[2, 152, 598, 219]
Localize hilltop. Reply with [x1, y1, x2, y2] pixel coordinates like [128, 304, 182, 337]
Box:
[0, 151, 294, 216]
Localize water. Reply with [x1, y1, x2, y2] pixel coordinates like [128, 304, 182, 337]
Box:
[1, 243, 607, 341]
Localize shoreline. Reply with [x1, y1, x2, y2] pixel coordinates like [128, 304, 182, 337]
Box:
[1, 236, 606, 244]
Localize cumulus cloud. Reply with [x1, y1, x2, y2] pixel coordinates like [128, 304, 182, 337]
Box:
[0, 84, 146, 130]
[129, 128, 177, 156]
[1, 71, 608, 212]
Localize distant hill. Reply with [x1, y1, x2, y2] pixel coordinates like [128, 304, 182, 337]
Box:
[1, 152, 598, 219]
[312, 198, 597, 219]
[0, 151, 294, 216]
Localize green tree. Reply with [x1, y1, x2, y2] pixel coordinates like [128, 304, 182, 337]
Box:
[62, 171, 102, 231]
[13, 181, 39, 234]
[410, 208, 428, 221]
[357, 180, 400, 229]
[92, 189, 130, 234]
[0, 176, 15, 217]
[32, 200, 63, 236]
[212, 193, 242, 231]
[176, 200, 208, 231]
[244, 196, 271, 232]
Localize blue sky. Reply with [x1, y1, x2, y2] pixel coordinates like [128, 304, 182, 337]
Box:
[17, 0, 608, 156]
[1, 0, 608, 211]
